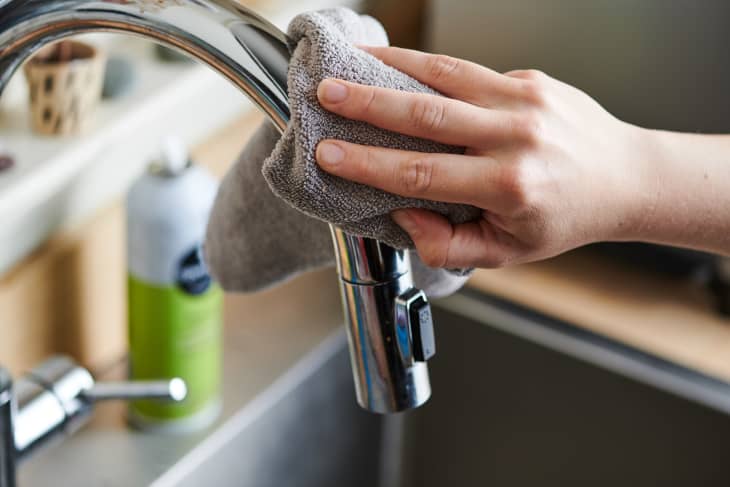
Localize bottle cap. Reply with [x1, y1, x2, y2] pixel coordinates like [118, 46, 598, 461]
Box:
[156, 135, 189, 175]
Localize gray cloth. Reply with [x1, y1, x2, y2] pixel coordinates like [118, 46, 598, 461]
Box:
[264, 8, 481, 248]
[204, 8, 477, 298]
[205, 123, 335, 292]
[205, 122, 469, 298]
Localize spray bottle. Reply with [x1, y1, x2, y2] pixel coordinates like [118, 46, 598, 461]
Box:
[126, 136, 222, 432]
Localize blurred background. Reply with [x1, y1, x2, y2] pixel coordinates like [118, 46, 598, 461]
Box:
[2, 1, 730, 486]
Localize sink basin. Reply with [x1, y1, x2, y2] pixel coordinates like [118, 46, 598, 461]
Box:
[167, 337, 382, 487]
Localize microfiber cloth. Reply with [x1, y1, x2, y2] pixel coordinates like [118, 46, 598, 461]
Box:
[204, 8, 479, 298]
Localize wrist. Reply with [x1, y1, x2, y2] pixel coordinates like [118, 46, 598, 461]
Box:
[612, 126, 730, 253]
[604, 122, 662, 243]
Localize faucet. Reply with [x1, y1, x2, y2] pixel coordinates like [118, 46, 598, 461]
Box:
[0, 356, 186, 487]
[1, 0, 435, 421]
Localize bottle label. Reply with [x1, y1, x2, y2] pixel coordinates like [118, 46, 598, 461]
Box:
[176, 245, 212, 295]
[128, 275, 222, 422]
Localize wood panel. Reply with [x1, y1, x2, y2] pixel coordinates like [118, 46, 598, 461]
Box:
[0, 203, 127, 375]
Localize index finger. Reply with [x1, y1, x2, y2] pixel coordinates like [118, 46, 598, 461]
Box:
[317, 79, 520, 149]
[360, 46, 524, 107]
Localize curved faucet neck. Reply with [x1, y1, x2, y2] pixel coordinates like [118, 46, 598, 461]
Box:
[0, 0, 291, 130]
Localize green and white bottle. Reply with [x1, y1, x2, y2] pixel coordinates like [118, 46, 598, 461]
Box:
[126, 136, 222, 432]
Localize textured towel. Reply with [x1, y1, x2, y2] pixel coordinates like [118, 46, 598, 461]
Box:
[204, 8, 478, 298]
[264, 8, 481, 247]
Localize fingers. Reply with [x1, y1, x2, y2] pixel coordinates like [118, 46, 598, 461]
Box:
[391, 209, 511, 268]
[359, 46, 524, 107]
[317, 78, 517, 149]
[316, 140, 498, 207]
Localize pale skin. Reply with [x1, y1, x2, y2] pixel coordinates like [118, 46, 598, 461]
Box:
[314, 46, 730, 269]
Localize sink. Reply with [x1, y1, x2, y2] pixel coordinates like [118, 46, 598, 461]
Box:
[399, 292, 730, 487]
[167, 337, 382, 487]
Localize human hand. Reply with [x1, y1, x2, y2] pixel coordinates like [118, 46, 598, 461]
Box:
[314, 46, 653, 268]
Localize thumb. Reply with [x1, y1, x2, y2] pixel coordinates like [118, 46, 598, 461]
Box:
[391, 209, 508, 268]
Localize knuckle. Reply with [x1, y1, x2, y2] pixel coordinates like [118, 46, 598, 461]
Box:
[497, 162, 533, 210]
[419, 246, 448, 268]
[521, 81, 549, 107]
[399, 157, 435, 195]
[409, 97, 447, 132]
[426, 54, 460, 82]
[359, 86, 378, 115]
[511, 112, 544, 147]
[520, 75, 550, 107]
[518, 69, 548, 82]
[358, 146, 377, 178]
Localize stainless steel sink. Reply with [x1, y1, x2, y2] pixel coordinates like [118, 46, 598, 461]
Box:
[169, 336, 382, 487]
[398, 291, 730, 487]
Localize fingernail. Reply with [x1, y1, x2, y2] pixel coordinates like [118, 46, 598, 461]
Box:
[392, 210, 418, 235]
[317, 79, 348, 103]
[317, 141, 345, 167]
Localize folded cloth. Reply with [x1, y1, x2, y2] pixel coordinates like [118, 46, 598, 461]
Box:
[204, 8, 479, 298]
[205, 122, 470, 297]
[265, 8, 481, 248]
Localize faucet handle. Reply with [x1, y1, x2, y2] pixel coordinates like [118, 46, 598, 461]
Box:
[395, 288, 436, 364]
[83, 379, 187, 402]
[12, 356, 187, 455]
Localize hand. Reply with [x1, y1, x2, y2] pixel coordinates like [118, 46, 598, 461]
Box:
[314, 46, 653, 268]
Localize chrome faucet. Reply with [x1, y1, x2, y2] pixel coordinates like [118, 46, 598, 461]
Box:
[0, 0, 435, 416]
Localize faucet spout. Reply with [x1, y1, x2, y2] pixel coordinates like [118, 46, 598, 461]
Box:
[0, 0, 434, 416]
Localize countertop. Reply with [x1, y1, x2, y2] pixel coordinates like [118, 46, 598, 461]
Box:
[468, 250, 730, 383]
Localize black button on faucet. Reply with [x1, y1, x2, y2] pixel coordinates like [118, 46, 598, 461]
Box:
[410, 296, 435, 362]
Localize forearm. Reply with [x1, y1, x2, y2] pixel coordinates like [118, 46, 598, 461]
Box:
[629, 128, 730, 256]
